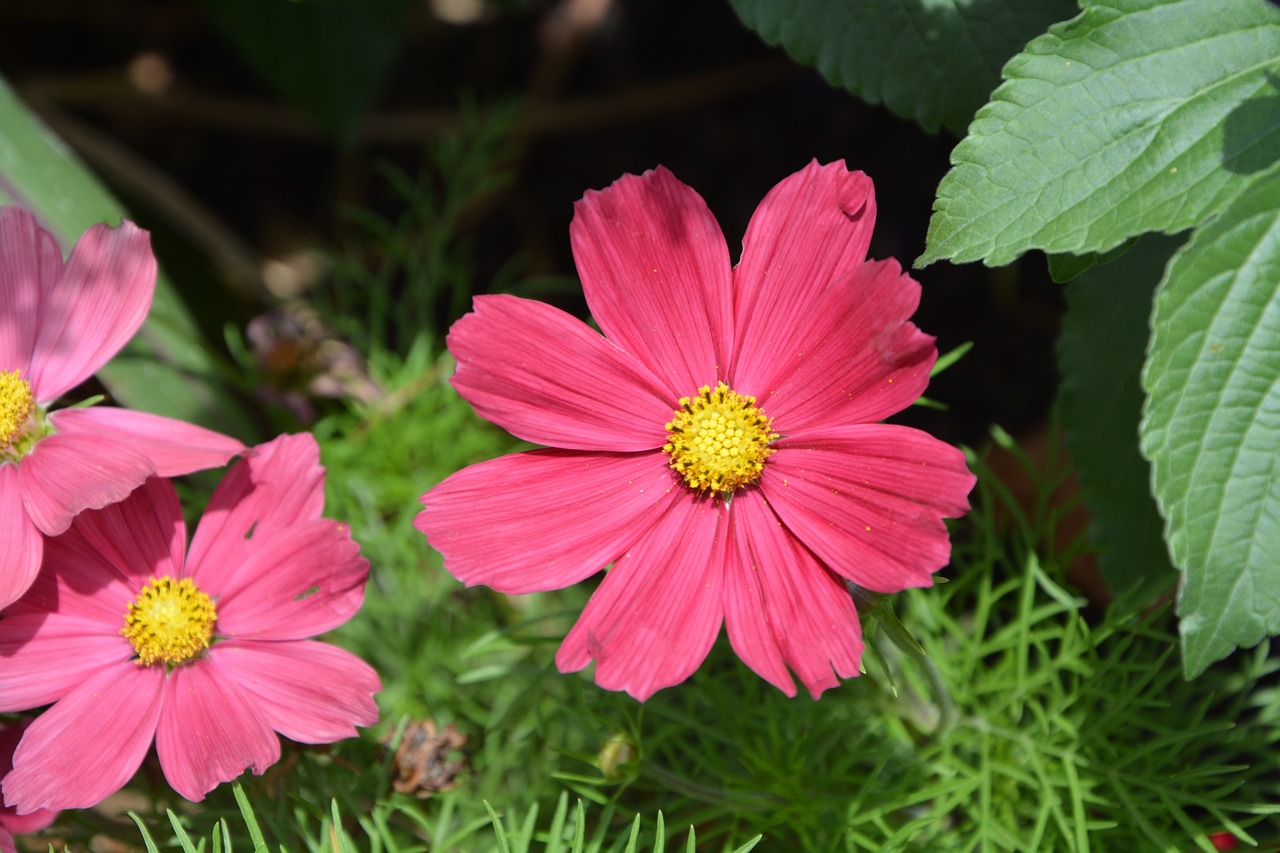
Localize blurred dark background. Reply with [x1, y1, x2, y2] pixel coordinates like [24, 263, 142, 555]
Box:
[0, 0, 1061, 446]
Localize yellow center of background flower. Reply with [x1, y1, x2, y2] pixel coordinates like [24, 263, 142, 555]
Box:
[121, 577, 218, 667]
[0, 370, 35, 450]
[663, 382, 778, 494]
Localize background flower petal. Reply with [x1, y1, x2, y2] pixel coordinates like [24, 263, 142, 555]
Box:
[0, 208, 61, 373]
[0, 720, 59, 834]
[763, 425, 975, 592]
[0, 464, 41, 610]
[2, 664, 163, 814]
[555, 494, 726, 701]
[736, 259, 936, 430]
[570, 167, 733, 397]
[16, 432, 155, 536]
[155, 662, 281, 802]
[52, 408, 243, 477]
[186, 433, 323, 587]
[730, 161, 877, 385]
[448, 294, 674, 451]
[418, 448, 679, 594]
[211, 519, 367, 640]
[27, 220, 156, 402]
[209, 640, 380, 742]
[725, 491, 863, 699]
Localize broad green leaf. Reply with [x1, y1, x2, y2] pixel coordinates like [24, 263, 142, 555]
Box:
[728, 0, 1076, 134]
[1057, 234, 1180, 606]
[1140, 164, 1280, 678]
[920, 0, 1280, 268]
[0, 77, 256, 439]
[205, 0, 412, 147]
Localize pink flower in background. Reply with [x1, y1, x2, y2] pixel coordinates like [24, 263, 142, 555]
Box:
[0, 721, 56, 845]
[0, 433, 380, 811]
[416, 161, 976, 701]
[0, 207, 245, 609]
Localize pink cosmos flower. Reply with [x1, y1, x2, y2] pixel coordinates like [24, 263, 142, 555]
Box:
[0, 433, 380, 811]
[415, 161, 976, 701]
[0, 207, 245, 609]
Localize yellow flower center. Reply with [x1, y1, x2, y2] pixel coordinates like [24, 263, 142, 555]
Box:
[0, 370, 35, 451]
[663, 382, 778, 495]
[121, 577, 218, 667]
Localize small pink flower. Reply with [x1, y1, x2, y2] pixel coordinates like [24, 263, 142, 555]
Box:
[0, 433, 380, 812]
[416, 161, 976, 701]
[0, 208, 245, 609]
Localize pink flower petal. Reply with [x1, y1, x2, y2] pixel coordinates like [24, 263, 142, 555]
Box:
[15, 431, 154, 536]
[570, 167, 734, 397]
[155, 662, 280, 801]
[448, 295, 675, 451]
[186, 433, 324, 587]
[60, 475, 186, 588]
[0, 613, 131, 711]
[555, 494, 727, 700]
[210, 519, 368, 641]
[762, 425, 974, 592]
[730, 161, 877, 385]
[0, 721, 60, 834]
[10, 517, 141, 622]
[724, 491, 863, 699]
[3, 663, 163, 813]
[0, 208, 61, 373]
[27, 220, 156, 402]
[0, 464, 41, 610]
[737, 259, 936, 431]
[51, 407, 243, 477]
[209, 640, 380, 742]
[417, 448, 680, 594]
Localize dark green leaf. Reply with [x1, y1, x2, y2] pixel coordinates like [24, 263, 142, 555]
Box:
[920, 0, 1280, 267]
[729, 0, 1077, 134]
[205, 0, 413, 147]
[1058, 234, 1181, 607]
[0, 77, 256, 438]
[1140, 163, 1280, 677]
[1046, 239, 1136, 283]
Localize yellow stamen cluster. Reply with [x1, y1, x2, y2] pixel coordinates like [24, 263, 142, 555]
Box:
[121, 577, 218, 667]
[0, 370, 34, 450]
[663, 382, 778, 495]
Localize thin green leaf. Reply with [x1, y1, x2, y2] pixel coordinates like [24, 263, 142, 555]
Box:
[1140, 162, 1280, 677]
[232, 782, 270, 853]
[920, 0, 1280, 267]
[128, 813, 164, 853]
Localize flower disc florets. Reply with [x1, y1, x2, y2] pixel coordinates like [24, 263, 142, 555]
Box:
[121, 577, 217, 667]
[663, 382, 778, 494]
[0, 370, 36, 457]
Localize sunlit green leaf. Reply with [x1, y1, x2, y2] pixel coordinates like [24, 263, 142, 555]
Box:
[1140, 164, 1280, 677]
[920, 0, 1280, 267]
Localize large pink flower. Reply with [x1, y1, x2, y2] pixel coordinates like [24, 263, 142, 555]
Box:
[0, 207, 245, 609]
[0, 433, 380, 811]
[416, 161, 976, 701]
